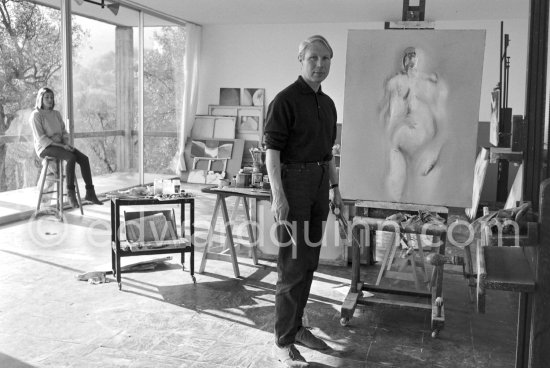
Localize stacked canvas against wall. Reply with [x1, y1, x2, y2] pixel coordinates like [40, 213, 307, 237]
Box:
[184, 88, 266, 183]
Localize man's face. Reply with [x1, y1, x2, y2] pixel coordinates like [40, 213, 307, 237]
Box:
[300, 42, 332, 86]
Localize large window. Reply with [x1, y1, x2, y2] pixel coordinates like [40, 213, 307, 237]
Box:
[72, 15, 118, 176]
[0, 0, 187, 220]
[72, 6, 140, 178]
[0, 0, 63, 192]
[142, 15, 186, 176]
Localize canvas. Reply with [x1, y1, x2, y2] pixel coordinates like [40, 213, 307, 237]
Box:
[241, 88, 265, 106]
[239, 115, 260, 131]
[213, 117, 237, 139]
[190, 140, 234, 159]
[183, 138, 245, 182]
[191, 116, 215, 139]
[465, 148, 490, 221]
[340, 30, 485, 208]
[219, 88, 241, 105]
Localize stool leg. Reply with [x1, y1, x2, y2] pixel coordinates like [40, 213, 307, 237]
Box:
[36, 160, 49, 211]
[75, 179, 84, 215]
[59, 160, 64, 220]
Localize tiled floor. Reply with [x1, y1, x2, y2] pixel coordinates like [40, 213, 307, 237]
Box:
[0, 184, 517, 367]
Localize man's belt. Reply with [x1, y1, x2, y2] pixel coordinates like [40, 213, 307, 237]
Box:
[282, 161, 330, 168]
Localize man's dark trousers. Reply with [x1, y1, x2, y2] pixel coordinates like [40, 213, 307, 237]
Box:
[274, 162, 330, 347]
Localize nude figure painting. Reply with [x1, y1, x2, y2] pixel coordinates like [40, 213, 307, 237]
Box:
[340, 30, 485, 207]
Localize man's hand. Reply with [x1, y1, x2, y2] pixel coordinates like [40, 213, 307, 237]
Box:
[331, 187, 343, 214]
[63, 144, 75, 152]
[271, 193, 289, 223]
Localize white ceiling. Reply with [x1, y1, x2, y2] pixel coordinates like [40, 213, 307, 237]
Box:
[33, 0, 529, 27]
[122, 0, 529, 25]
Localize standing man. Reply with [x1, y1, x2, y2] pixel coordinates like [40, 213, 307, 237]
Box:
[265, 35, 342, 368]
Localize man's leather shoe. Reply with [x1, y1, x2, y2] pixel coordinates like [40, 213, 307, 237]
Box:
[295, 327, 329, 350]
[272, 343, 309, 368]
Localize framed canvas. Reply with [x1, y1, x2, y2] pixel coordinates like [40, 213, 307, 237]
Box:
[190, 140, 234, 159]
[209, 105, 239, 116]
[213, 117, 237, 139]
[191, 116, 215, 139]
[238, 115, 260, 132]
[219, 88, 241, 105]
[241, 88, 265, 106]
[237, 107, 264, 135]
[191, 115, 236, 140]
[339, 30, 486, 208]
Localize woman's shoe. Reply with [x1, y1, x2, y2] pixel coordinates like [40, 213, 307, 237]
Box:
[84, 187, 103, 205]
[67, 189, 79, 208]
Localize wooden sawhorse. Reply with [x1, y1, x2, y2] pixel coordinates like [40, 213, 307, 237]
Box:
[340, 201, 449, 338]
[199, 186, 270, 277]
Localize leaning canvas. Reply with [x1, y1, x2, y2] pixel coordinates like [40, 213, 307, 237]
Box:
[340, 30, 486, 208]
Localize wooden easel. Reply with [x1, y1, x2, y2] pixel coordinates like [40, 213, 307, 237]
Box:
[340, 200, 449, 338]
[375, 231, 431, 290]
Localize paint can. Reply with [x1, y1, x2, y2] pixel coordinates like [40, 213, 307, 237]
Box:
[236, 173, 251, 187]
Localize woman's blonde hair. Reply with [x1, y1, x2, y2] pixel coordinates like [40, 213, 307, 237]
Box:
[34, 87, 55, 110]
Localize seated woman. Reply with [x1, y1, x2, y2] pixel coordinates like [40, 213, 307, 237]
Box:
[29, 87, 103, 208]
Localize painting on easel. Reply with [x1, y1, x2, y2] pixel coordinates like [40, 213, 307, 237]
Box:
[340, 30, 486, 207]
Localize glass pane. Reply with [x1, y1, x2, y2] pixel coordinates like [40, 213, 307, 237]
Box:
[72, 5, 140, 193]
[0, 0, 62, 216]
[143, 14, 186, 180]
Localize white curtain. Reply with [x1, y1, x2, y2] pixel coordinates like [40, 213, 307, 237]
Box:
[177, 23, 202, 172]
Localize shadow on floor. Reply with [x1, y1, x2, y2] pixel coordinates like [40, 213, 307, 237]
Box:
[0, 353, 36, 368]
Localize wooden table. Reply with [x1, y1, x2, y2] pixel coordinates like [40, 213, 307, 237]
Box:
[199, 186, 271, 277]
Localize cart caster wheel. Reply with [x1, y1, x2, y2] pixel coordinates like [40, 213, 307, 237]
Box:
[340, 317, 349, 327]
[431, 329, 439, 338]
[192, 275, 196, 284]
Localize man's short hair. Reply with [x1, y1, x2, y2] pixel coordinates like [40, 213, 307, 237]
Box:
[298, 35, 333, 61]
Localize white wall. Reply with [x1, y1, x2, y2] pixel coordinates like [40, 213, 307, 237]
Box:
[197, 19, 529, 204]
[198, 19, 528, 123]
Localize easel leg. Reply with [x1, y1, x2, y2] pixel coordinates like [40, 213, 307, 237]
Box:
[351, 224, 365, 293]
[463, 241, 476, 302]
[341, 224, 365, 326]
[431, 233, 446, 337]
[414, 234, 427, 288]
[388, 233, 402, 270]
[376, 231, 398, 285]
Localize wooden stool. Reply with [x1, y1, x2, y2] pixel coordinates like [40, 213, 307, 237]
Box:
[35, 157, 83, 220]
